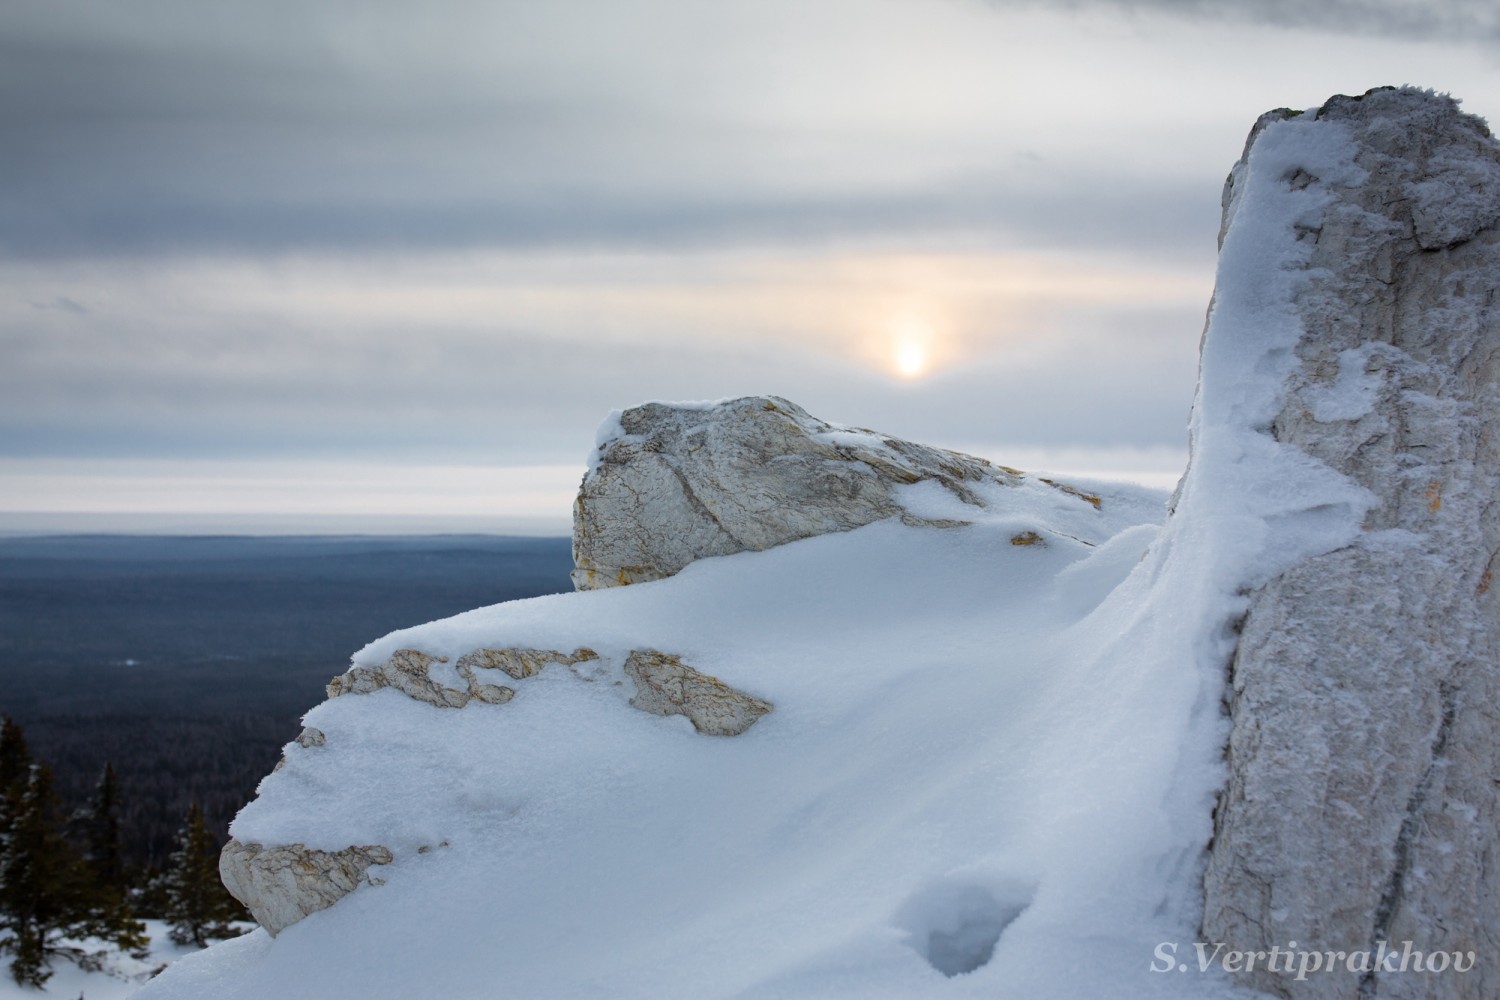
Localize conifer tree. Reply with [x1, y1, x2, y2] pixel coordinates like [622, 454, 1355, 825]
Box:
[0, 764, 87, 987]
[76, 764, 148, 956]
[162, 804, 243, 947]
[0, 716, 30, 836]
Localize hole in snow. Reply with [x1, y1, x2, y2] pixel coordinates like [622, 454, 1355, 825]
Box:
[897, 879, 1032, 977]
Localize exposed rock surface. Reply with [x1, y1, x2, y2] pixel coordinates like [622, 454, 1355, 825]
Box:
[1199, 88, 1500, 999]
[572, 395, 1035, 589]
[326, 646, 598, 708]
[624, 649, 773, 736]
[455, 646, 599, 680]
[219, 840, 394, 936]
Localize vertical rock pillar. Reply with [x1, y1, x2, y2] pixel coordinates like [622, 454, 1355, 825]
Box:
[1200, 88, 1500, 999]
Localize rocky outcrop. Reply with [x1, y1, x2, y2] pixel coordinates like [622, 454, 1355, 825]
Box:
[624, 649, 773, 736]
[455, 646, 598, 680]
[572, 396, 1032, 589]
[229, 641, 761, 933]
[1199, 89, 1500, 999]
[271, 728, 325, 773]
[326, 647, 598, 708]
[229, 645, 598, 929]
[219, 840, 394, 936]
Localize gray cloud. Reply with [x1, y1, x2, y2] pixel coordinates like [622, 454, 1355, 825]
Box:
[1, 0, 1489, 485]
[29, 296, 89, 315]
[992, 0, 1500, 41]
[2, 0, 1233, 263]
[0, 316, 1202, 463]
[5, 0, 1486, 266]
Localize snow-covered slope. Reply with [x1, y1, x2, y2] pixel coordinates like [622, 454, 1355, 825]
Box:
[142, 470, 1272, 1000]
[0, 922, 247, 1000]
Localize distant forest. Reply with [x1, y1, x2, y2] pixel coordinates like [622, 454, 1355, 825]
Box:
[0, 534, 574, 868]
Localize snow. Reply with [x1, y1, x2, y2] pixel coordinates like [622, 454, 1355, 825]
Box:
[0, 921, 245, 1000]
[1306, 344, 1387, 422]
[135, 111, 1376, 1000]
[809, 427, 889, 451]
[586, 409, 628, 474]
[588, 398, 749, 474]
[139, 480, 1256, 1000]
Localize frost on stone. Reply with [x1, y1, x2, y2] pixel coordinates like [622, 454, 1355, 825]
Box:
[623, 649, 772, 736]
[327, 647, 598, 708]
[1195, 87, 1500, 999]
[219, 839, 394, 936]
[572, 395, 1055, 590]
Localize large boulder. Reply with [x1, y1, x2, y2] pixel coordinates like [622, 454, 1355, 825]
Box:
[572, 395, 1100, 589]
[1199, 88, 1500, 999]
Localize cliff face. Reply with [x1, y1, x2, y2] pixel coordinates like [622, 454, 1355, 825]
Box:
[1198, 88, 1500, 999]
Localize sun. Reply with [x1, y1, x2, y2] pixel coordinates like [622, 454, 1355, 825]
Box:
[893, 340, 928, 379]
[887, 312, 936, 380]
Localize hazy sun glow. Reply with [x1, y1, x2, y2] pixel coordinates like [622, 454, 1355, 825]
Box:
[894, 340, 928, 378]
[887, 311, 938, 380]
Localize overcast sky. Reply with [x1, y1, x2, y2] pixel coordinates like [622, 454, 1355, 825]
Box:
[3, 0, 1497, 530]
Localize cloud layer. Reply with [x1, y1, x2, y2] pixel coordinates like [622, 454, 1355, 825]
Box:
[3, 0, 1496, 521]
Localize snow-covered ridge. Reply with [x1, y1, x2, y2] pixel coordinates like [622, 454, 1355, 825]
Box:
[138, 87, 1500, 1000]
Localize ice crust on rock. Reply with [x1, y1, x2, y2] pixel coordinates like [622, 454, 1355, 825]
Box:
[572, 395, 1111, 589]
[1197, 88, 1500, 999]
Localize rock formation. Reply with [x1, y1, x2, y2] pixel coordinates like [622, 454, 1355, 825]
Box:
[573, 395, 1045, 589]
[219, 841, 394, 936]
[624, 649, 773, 736]
[224, 645, 596, 934]
[1198, 88, 1500, 999]
[326, 646, 599, 709]
[222, 641, 769, 932]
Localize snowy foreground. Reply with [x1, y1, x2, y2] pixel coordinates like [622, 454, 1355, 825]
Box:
[137, 468, 1278, 1000]
[0, 922, 249, 1000]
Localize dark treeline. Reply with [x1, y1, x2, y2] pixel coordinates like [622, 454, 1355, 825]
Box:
[0, 716, 246, 986]
[23, 713, 288, 868]
[0, 534, 574, 874]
